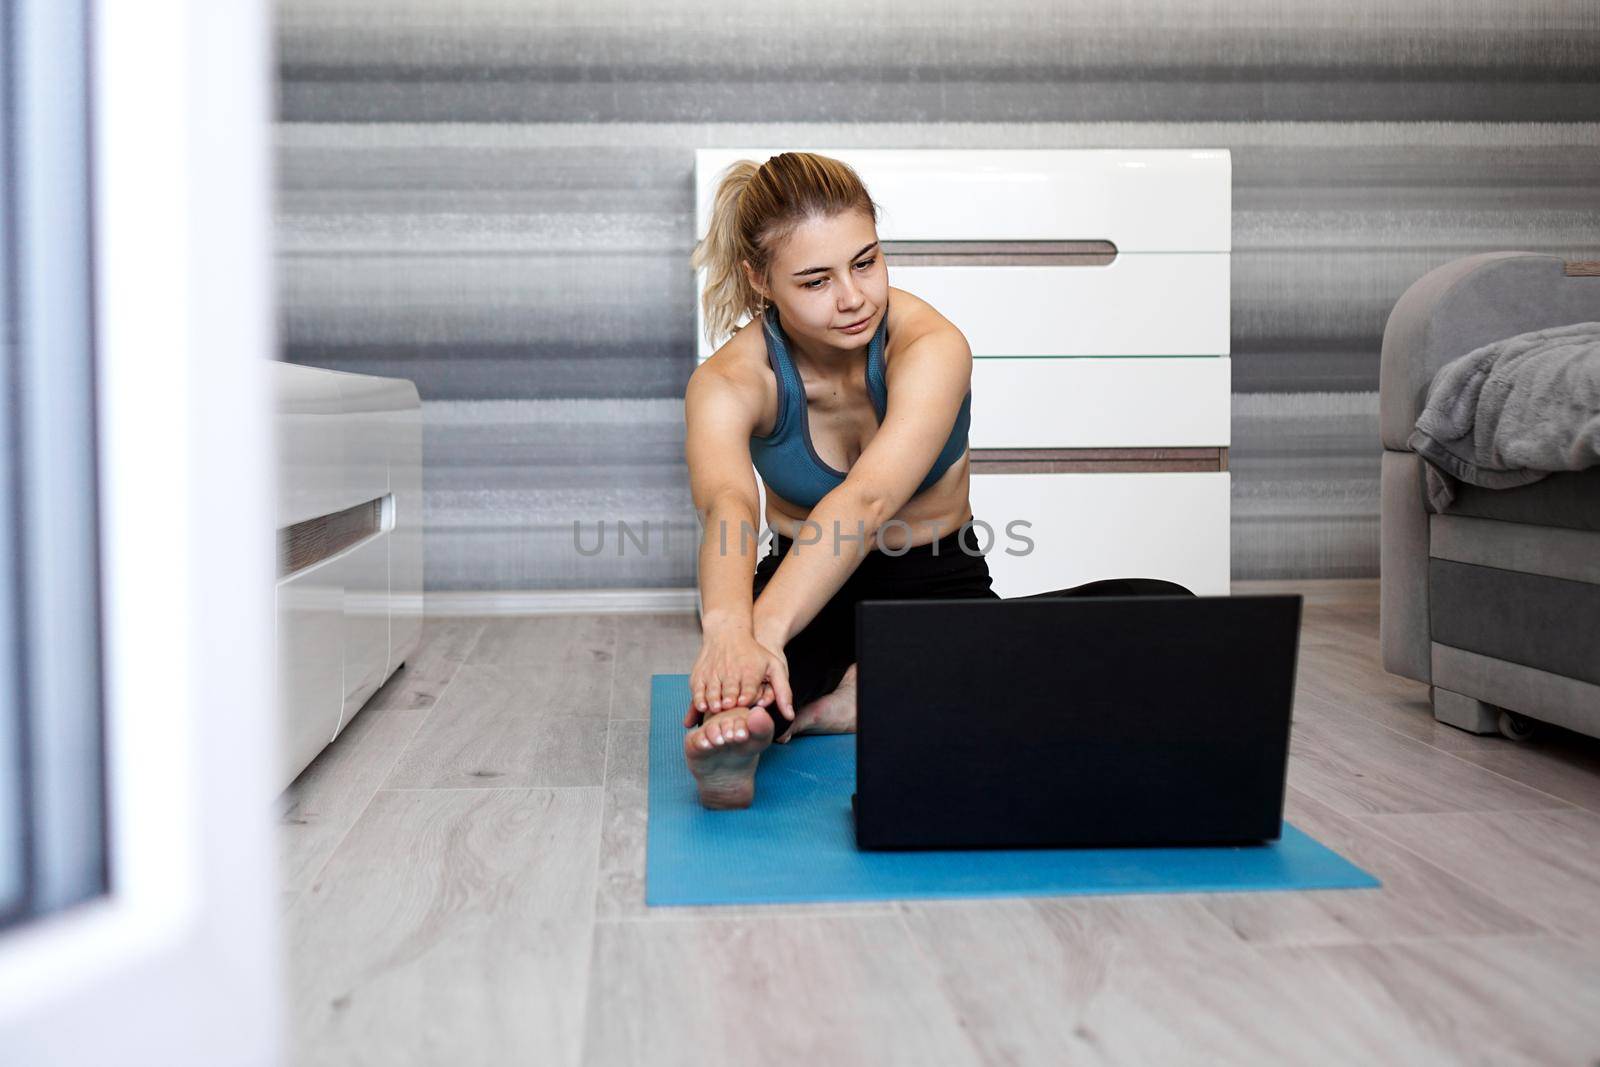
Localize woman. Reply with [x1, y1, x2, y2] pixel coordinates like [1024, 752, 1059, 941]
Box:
[682, 151, 1189, 809]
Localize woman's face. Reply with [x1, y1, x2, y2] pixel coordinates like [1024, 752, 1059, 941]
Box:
[752, 211, 888, 349]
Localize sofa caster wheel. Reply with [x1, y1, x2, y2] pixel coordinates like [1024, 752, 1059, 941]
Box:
[1498, 711, 1537, 742]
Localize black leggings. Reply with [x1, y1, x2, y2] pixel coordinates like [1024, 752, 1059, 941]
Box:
[749, 518, 1196, 739]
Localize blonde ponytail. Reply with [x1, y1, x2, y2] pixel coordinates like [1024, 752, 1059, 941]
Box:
[690, 152, 880, 349]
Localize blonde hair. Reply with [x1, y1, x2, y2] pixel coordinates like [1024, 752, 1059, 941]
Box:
[690, 151, 880, 348]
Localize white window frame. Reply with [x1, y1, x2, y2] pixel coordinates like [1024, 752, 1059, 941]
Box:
[0, 0, 281, 1062]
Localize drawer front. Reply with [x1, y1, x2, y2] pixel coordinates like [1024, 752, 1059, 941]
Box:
[696, 148, 1231, 251]
[338, 532, 391, 729]
[969, 357, 1231, 448]
[276, 567, 344, 791]
[893, 254, 1228, 357]
[967, 471, 1231, 598]
[695, 255, 1229, 363]
[276, 364, 422, 527]
[276, 385, 348, 528]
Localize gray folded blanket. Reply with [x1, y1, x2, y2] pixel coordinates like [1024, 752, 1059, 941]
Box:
[1407, 321, 1600, 512]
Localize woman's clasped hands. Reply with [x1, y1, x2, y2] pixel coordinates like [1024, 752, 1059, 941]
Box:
[685, 625, 794, 728]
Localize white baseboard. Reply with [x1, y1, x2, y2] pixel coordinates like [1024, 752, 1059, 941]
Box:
[422, 588, 699, 616]
[422, 579, 1368, 617]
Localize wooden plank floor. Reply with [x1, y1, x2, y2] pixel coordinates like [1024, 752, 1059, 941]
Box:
[280, 581, 1600, 1066]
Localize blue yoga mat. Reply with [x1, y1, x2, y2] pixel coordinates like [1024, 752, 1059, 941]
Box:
[646, 674, 1379, 907]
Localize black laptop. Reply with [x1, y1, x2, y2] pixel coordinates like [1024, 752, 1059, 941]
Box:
[851, 594, 1302, 850]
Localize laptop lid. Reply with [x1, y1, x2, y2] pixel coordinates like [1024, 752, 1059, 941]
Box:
[852, 594, 1302, 850]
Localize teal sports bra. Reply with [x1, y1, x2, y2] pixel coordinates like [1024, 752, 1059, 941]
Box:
[749, 299, 972, 509]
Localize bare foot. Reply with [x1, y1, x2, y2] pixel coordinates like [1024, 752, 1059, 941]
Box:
[684, 705, 774, 809]
[777, 662, 857, 744]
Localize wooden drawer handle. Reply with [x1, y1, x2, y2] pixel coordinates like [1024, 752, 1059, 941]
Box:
[881, 240, 1117, 267]
[278, 496, 386, 579]
[970, 446, 1228, 474]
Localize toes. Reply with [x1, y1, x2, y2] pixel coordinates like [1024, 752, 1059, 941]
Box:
[745, 705, 775, 741]
[699, 710, 742, 747]
[687, 708, 771, 757]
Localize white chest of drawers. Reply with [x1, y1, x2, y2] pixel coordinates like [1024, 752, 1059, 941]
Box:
[274, 363, 425, 792]
[694, 148, 1232, 599]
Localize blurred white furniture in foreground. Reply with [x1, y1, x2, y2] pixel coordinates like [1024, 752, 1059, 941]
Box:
[694, 148, 1233, 598]
[274, 363, 424, 792]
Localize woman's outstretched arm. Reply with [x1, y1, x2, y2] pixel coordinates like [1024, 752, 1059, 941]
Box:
[684, 364, 795, 722]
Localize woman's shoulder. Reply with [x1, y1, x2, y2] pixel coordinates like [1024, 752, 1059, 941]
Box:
[689, 318, 776, 425]
[697, 314, 771, 383]
[885, 287, 969, 358]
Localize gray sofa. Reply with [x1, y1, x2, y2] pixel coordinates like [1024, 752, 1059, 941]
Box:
[1380, 251, 1600, 741]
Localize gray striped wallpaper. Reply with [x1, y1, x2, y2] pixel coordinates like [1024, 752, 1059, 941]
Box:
[275, 1, 1600, 590]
